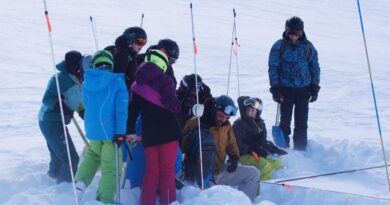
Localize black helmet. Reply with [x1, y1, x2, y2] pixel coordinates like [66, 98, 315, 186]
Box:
[182, 74, 203, 91]
[157, 39, 179, 64]
[285, 16, 304, 32]
[212, 95, 238, 116]
[123, 27, 147, 45]
[65, 50, 82, 76]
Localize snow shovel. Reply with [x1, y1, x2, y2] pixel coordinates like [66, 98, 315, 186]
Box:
[272, 103, 287, 148]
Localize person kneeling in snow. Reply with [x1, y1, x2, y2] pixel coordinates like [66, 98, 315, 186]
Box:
[182, 95, 260, 200]
[74, 50, 128, 203]
[38, 50, 84, 184]
[233, 96, 287, 181]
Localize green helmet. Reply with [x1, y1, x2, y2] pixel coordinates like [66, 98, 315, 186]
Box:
[92, 50, 114, 71]
[144, 49, 169, 72]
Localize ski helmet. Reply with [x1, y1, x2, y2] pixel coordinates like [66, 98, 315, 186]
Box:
[285, 16, 304, 33]
[157, 39, 179, 64]
[182, 74, 203, 92]
[212, 95, 238, 116]
[91, 50, 114, 71]
[243, 97, 263, 117]
[144, 49, 169, 72]
[123, 27, 147, 46]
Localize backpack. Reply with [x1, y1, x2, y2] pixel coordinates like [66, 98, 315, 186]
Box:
[184, 127, 216, 187]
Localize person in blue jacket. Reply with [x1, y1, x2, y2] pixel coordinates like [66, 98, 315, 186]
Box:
[74, 50, 129, 203]
[268, 16, 321, 150]
[38, 50, 84, 184]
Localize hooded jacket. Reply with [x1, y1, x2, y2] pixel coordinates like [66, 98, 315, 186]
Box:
[38, 61, 81, 124]
[268, 31, 320, 88]
[128, 62, 182, 147]
[82, 69, 128, 140]
[233, 96, 283, 156]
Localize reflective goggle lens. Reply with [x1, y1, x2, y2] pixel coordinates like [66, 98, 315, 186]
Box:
[135, 38, 147, 46]
[243, 98, 263, 111]
[224, 105, 238, 116]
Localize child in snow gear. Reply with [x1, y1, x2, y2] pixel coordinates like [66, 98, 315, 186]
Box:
[182, 95, 260, 200]
[74, 50, 128, 203]
[128, 39, 182, 205]
[38, 50, 83, 184]
[177, 74, 212, 123]
[268, 16, 321, 150]
[233, 96, 287, 180]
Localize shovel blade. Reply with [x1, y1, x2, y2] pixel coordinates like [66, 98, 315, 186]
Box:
[272, 125, 287, 148]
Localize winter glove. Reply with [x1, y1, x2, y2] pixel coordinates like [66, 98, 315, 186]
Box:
[308, 84, 320, 103]
[112, 134, 126, 147]
[192, 104, 204, 117]
[270, 86, 284, 103]
[227, 155, 239, 173]
[274, 148, 288, 156]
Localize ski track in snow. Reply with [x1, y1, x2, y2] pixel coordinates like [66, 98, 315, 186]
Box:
[1, 0, 390, 204]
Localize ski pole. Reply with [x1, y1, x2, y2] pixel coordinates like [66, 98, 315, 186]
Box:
[226, 9, 236, 96]
[356, 0, 390, 191]
[140, 13, 144, 28]
[89, 16, 99, 51]
[270, 164, 390, 184]
[115, 143, 120, 204]
[42, 1, 79, 204]
[190, 2, 204, 190]
[72, 118, 89, 147]
[233, 9, 241, 96]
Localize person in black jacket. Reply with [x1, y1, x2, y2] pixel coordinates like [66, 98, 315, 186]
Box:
[176, 73, 212, 123]
[233, 96, 287, 180]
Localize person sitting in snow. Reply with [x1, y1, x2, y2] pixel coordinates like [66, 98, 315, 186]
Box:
[233, 96, 287, 181]
[74, 50, 128, 203]
[38, 50, 84, 184]
[176, 73, 212, 124]
[182, 95, 260, 200]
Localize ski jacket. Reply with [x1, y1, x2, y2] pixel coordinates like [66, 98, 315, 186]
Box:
[233, 96, 267, 156]
[233, 96, 285, 156]
[182, 99, 240, 174]
[82, 69, 128, 140]
[38, 61, 81, 124]
[268, 32, 320, 88]
[128, 62, 182, 147]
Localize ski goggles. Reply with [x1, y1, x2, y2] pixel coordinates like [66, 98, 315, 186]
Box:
[214, 104, 238, 116]
[243, 98, 263, 111]
[135, 38, 147, 46]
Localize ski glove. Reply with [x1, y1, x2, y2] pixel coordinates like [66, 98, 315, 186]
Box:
[192, 104, 204, 117]
[308, 84, 320, 103]
[112, 134, 126, 147]
[270, 86, 284, 103]
[227, 155, 239, 173]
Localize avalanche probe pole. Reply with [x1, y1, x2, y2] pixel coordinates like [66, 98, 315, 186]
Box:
[42, 1, 79, 204]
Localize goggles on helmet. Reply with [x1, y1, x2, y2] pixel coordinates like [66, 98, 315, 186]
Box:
[214, 104, 238, 116]
[243, 98, 263, 111]
[135, 38, 147, 46]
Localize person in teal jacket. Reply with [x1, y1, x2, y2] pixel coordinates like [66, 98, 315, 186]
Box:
[38, 50, 84, 184]
[75, 50, 128, 203]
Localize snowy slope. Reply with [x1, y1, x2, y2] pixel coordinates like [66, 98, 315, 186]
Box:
[1, 0, 389, 204]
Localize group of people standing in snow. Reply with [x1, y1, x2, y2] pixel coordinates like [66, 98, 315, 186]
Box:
[38, 16, 320, 204]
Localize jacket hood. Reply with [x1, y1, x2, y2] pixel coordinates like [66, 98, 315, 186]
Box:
[56, 60, 68, 73]
[134, 62, 165, 85]
[83, 69, 117, 91]
[282, 31, 308, 45]
[115, 35, 137, 57]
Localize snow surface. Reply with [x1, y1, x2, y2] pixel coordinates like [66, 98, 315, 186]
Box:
[1, 0, 390, 204]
